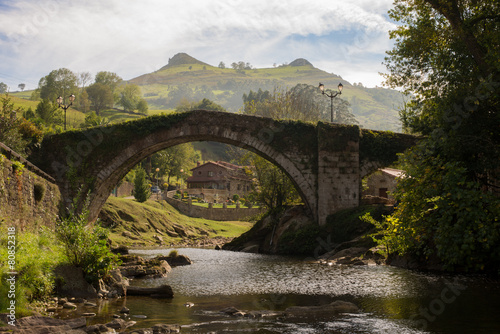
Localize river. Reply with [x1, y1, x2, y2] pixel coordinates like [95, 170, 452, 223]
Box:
[75, 248, 500, 333]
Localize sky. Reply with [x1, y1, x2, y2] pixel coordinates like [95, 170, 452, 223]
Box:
[0, 0, 397, 91]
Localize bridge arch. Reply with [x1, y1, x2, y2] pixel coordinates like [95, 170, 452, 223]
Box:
[89, 122, 316, 222]
[30, 110, 417, 225]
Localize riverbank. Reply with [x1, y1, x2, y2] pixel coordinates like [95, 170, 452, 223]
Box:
[100, 197, 254, 249]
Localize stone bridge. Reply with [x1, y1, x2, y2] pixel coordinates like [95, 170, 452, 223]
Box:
[29, 110, 417, 225]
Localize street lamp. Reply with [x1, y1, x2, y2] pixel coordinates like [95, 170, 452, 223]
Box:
[56, 94, 75, 130]
[319, 83, 343, 122]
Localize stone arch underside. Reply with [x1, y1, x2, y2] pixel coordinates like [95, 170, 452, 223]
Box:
[88, 120, 318, 222]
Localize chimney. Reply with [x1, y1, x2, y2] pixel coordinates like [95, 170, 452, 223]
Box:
[197, 161, 200, 167]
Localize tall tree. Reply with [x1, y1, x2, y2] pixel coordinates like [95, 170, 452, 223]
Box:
[243, 84, 357, 124]
[133, 166, 150, 203]
[379, 0, 500, 271]
[38, 68, 78, 102]
[86, 83, 113, 116]
[94, 71, 122, 93]
[0, 82, 8, 93]
[118, 84, 142, 112]
[18, 83, 25, 91]
[78, 72, 93, 91]
[35, 99, 63, 126]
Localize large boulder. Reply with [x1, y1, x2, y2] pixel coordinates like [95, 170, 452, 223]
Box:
[11, 316, 87, 334]
[155, 254, 192, 267]
[127, 284, 174, 298]
[54, 265, 98, 298]
[119, 257, 171, 279]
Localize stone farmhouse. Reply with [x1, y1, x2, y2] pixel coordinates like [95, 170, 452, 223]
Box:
[362, 168, 403, 203]
[186, 161, 254, 202]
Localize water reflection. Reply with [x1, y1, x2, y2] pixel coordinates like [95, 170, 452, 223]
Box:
[73, 248, 499, 333]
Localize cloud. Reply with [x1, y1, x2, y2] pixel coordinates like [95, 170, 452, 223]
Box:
[0, 0, 396, 89]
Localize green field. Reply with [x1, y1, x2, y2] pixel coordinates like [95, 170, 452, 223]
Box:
[100, 197, 254, 247]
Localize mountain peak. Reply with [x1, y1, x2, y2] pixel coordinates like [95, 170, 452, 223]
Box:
[289, 58, 313, 67]
[160, 53, 210, 69]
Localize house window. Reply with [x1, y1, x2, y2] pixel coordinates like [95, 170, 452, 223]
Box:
[198, 171, 202, 175]
[237, 184, 241, 190]
[208, 171, 214, 177]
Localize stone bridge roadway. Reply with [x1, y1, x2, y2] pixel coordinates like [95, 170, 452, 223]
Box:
[29, 110, 417, 225]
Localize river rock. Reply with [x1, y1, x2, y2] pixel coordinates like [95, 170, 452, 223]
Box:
[84, 324, 115, 334]
[111, 245, 129, 255]
[120, 306, 130, 314]
[12, 316, 87, 334]
[285, 300, 359, 318]
[151, 323, 181, 333]
[54, 265, 98, 298]
[127, 284, 174, 298]
[63, 302, 77, 309]
[220, 306, 243, 316]
[155, 254, 192, 267]
[105, 318, 128, 330]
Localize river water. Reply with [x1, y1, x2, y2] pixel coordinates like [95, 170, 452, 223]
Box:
[80, 248, 500, 333]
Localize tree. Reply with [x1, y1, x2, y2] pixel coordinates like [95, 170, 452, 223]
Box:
[378, 0, 500, 271]
[133, 166, 150, 202]
[38, 68, 78, 102]
[95, 71, 123, 105]
[78, 89, 91, 113]
[0, 82, 8, 93]
[86, 83, 113, 116]
[94, 71, 122, 93]
[242, 84, 357, 124]
[35, 99, 63, 126]
[0, 94, 28, 153]
[136, 99, 148, 114]
[242, 153, 301, 210]
[118, 84, 142, 112]
[78, 72, 93, 91]
[151, 143, 200, 183]
[218, 61, 226, 69]
[18, 83, 25, 91]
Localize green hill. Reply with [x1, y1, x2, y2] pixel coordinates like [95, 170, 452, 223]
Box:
[130, 53, 403, 131]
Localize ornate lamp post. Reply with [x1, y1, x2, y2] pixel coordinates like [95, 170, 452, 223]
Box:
[318, 83, 343, 122]
[56, 94, 75, 130]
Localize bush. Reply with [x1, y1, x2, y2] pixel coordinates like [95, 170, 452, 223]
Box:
[56, 196, 119, 283]
[168, 249, 179, 257]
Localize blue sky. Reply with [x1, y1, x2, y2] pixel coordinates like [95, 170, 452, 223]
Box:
[0, 0, 397, 91]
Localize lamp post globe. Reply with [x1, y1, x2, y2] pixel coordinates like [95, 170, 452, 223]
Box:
[318, 83, 343, 122]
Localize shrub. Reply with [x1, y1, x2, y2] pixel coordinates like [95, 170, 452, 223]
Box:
[0, 226, 65, 314]
[33, 182, 45, 203]
[168, 249, 179, 258]
[56, 196, 119, 283]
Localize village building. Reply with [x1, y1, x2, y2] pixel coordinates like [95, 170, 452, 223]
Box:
[186, 161, 254, 202]
[362, 168, 403, 203]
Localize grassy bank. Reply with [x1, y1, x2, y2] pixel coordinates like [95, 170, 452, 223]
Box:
[100, 197, 254, 247]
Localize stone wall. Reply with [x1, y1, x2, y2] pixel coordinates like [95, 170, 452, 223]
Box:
[0, 152, 61, 230]
[164, 196, 264, 221]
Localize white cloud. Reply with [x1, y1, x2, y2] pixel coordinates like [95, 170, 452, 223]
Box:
[0, 0, 396, 90]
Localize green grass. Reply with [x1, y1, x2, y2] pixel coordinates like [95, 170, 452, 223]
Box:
[100, 197, 253, 246]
